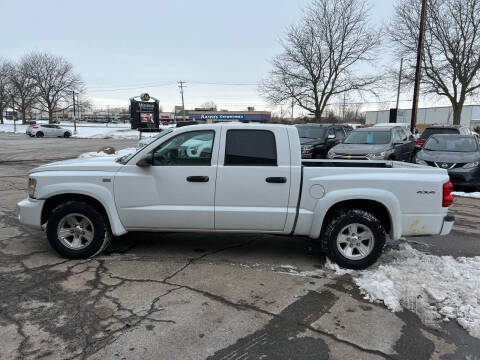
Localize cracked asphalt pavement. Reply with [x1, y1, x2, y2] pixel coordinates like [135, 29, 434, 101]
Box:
[1, 133, 480, 360]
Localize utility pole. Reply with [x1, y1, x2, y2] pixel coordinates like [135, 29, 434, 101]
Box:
[396, 58, 403, 110]
[291, 99, 294, 122]
[73, 90, 77, 134]
[11, 95, 16, 133]
[410, 0, 427, 133]
[178, 81, 187, 121]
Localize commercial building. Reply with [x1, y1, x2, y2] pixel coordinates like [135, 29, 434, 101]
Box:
[366, 105, 480, 128]
[174, 107, 271, 123]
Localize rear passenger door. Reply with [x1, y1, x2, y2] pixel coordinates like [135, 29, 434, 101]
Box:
[214, 127, 291, 231]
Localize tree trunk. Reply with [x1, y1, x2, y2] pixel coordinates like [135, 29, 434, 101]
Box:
[48, 108, 53, 124]
[452, 103, 463, 125]
[0, 107, 3, 124]
[21, 108, 26, 125]
[314, 109, 322, 122]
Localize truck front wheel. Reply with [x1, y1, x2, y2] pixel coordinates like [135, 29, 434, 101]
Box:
[46, 201, 111, 258]
[322, 209, 386, 270]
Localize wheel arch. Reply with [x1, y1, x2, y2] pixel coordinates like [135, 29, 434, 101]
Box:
[320, 199, 392, 237]
[310, 190, 401, 240]
[40, 191, 127, 236]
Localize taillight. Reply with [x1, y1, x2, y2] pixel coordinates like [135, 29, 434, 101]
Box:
[33, 126, 38, 129]
[416, 139, 425, 147]
[442, 182, 453, 207]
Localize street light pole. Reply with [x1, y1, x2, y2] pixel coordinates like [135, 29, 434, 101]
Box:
[410, 0, 427, 133]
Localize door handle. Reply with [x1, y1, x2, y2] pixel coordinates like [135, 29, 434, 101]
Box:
[266, 177, 287, 183]
[186, 176, 209, 182]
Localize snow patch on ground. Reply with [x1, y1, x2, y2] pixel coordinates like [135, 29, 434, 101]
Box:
[452, 191, 480, 199]
[0, 122, 173, 139]
[78, 148, 136, 159]
[330, 243, 480, 339]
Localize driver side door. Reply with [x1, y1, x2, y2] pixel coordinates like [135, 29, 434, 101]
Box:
[114, 129, 219, 230]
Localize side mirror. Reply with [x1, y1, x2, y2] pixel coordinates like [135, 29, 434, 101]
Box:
[136, 153, 153, 167]
[327, 134, 335, 139]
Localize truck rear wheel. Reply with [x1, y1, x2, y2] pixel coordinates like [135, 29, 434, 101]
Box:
[46, 201, 111, 259]
[322, 209, 385, 270]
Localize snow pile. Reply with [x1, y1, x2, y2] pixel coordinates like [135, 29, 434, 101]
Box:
[452, 191, 480, 199]
[78, 147, 136, 159]
[347, 243, 480, 338]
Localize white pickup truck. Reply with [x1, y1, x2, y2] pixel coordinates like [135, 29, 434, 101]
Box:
[17, 123, 455, 269]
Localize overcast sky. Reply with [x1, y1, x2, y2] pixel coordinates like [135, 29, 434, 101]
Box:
[1, 0, 401, 113]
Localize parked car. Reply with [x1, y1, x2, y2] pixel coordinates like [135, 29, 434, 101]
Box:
[296, 124, 352, 159]
[18, 124, 454, 270]
[26, 124, 72, 138]
[416, 134, 480, 190]
[416, 125, 472, 148]
[327, 126, 416, 161]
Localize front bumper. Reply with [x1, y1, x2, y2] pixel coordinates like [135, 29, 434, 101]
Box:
[17, 197, 45, 230]
[440, 214, 455, 235]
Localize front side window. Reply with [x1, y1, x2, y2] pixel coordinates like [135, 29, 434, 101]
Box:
[153, 130, 214, 166]
[225, 130, 277, 166]
[393, 129, 404, 142]
[335, 127, 345, 138]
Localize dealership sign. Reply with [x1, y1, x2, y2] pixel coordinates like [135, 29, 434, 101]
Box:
[199, 114, 245, 120]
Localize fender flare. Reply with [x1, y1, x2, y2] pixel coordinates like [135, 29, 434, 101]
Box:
[309, 188, 402, 240]
[38, 183, 127, 236]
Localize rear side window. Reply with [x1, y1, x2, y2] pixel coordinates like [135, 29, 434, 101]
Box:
[225, 130, 277, 166]
[420, 128, 459, 140]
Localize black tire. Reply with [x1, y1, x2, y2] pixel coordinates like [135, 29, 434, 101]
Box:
[46, 201, 111, 259]
[36, 132, 44, 138]
[63, 131, 71, 138]
[321, 209, 386, 270]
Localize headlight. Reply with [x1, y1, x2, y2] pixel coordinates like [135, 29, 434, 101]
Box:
[301, 145, 314, 153]
[327, 151, 336, 159]
[27, 178, 36, 198]
[463, 162, 479, 169]
[416, 159, 428, 165]
[366, 152, 386, 160]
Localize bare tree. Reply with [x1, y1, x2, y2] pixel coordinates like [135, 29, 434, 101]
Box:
[0, 59, 13, 125]
[200, 101, 217, 111]
[10, 57, 38, 125]
[260, 0, 381, 121]
[25, 53, 83, 124]
[390, 0, 480, 125]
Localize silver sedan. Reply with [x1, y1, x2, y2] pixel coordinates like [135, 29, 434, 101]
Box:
[26, 124, 72, 138]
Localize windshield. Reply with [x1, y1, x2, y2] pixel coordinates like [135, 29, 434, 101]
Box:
[344, 130, 391, 144]
[424, 135, 478, 152]
[116, 129, 173, 164]
[296, 126, 326, 139]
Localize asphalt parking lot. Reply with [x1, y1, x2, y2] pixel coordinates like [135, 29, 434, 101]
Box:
[1, 132, 480, 360]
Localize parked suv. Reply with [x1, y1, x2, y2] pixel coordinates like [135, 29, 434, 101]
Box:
[26, 124, 72, 138]
[296, 124, 352, 159]
[416, 134, 480, 190]
[327, 126, 416, 161]
[416, 125, 472, 148]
